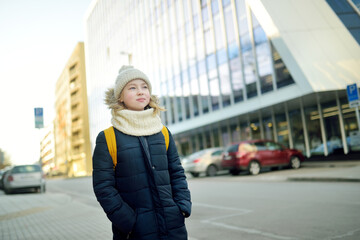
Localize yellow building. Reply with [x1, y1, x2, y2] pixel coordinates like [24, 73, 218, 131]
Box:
[40, 122, 56, 176]
[54, 42, 91, 177]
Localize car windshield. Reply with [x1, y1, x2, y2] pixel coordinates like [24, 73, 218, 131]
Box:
[225, 144, 240, 153]
[12, 165, 41, 174]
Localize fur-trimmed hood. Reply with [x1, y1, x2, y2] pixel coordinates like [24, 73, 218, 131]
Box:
[105, 88, 120, 110]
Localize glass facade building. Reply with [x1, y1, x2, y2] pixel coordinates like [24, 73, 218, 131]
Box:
[85, 0, 360, 159]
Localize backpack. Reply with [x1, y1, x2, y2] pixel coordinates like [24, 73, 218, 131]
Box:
[104, 126, 169, 168]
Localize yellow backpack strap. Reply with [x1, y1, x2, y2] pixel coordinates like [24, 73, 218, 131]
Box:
[161, 125, 169, 151]
[104, 126, 117, 168]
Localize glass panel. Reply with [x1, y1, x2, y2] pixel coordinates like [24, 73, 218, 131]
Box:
[228, 42, 239, 60]
[250, 120, 261, 139]
[350, 0, 360, 11]
[275, 113, 289, 147]
[198, 133, 204, 150]
[199, 74, 210, 113]
[271, 42, 295, 88]
[170, 97, 176, 124]
[204, 29, 215, 54]
[305, 106, 323, 156]
[240, 121, 251, 140]
[206, 53, 217, 70]
[322, 101, 343, 155]
[219, 64, 231, 107]
[183, 81, 191, 119]
[241, 35, 257, 98]
[190, 74, 200, 117]
[221, 126, 230, 146]
[289, 109, 305, 153]
[252, 13, 273, 94]
[214, 16, 224, 50]
[205, 130, 212, 148]
[213, 127, 220, 146]
[211, 0, 219, 15]
[224, 7, 236, 43]
[262, 116, 274, 140]
[230, 57, 244, 102]
[176, 97, 183, 122]
[196, 29, 205, 59]
[217, 48, 228, 65]
[223, 0, 231, 7]
[209, 69, 220, 110]
[230, 123, 241, 143]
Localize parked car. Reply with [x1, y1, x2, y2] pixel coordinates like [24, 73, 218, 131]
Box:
[181, 147, 224, 177]
[3, 164, 46, 194]
[221, 140, 304, 175]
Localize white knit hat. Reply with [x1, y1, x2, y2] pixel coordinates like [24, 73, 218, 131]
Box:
[113, 65, 152, 99]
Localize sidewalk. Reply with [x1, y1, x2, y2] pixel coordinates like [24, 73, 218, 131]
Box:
[0, 192, 112, 240]
[288, 160, 360, 182]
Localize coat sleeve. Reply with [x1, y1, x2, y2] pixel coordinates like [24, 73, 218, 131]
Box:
[166, 129, 192, 217]
[92, 131, 136, 233]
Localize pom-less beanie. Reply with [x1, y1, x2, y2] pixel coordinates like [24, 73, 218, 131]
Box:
[114, 65, 152, 100]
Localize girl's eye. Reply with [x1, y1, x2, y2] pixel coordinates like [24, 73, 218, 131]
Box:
[129, 87, 136, 90]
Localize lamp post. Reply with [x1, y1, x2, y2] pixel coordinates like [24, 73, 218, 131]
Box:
[120, 51, 132, 65]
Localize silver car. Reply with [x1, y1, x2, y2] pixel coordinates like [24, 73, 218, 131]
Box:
[3, 164, 46, 194]
[181, 147, 224, 177]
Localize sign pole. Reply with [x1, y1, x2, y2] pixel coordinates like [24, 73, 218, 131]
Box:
[356, 107, 360, 134]
[34, 108, 44, 167]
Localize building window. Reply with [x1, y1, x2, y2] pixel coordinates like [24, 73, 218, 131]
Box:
[230, 57, 244, 103]
[326, 0, 360, 44]
[305, 106, 323, 156]
[219, 63, 232, 107]
[252, 13, 273, 94]
[270, 42, 295, 89]
[275, 113, 289, 147]
[199, 74, 210, 114]
[209, 69, 220, 110]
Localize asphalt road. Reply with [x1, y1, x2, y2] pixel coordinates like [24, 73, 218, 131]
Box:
[43, 167, 360, 240]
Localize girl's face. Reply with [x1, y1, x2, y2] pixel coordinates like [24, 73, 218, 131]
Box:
[120, 79, 151, 111]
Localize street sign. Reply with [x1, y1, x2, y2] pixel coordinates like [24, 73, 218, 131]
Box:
[34, 108, 44, 128]
[347, 83, 360, 108]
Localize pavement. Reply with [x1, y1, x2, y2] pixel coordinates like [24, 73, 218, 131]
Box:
[290, 159, 360, 182]
[0, 159, 359, 240]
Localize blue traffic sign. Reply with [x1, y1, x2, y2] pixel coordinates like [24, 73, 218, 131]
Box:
[347, 83, 359, 102]
[34, 107, 44, 128]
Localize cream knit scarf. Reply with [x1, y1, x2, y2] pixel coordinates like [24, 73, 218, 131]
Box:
[111, 108, 163, 136]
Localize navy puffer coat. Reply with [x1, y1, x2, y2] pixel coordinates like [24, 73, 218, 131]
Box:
[92, 127, 191, 240]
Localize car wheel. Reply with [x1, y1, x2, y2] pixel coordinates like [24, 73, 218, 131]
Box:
[206, 165, 218, 177]
[191, 172, 200, 178]
[248, 161, 261, 175]
[290, 156, 301, 169]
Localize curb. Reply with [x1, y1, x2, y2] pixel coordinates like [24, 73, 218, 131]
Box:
[287, 177, 360, 182]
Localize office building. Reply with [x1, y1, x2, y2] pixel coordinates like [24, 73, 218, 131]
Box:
[85, 0, 360, 158]
[54, 42, 92, 176]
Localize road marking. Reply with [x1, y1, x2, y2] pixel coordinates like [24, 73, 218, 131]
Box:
[194, 202, 295, 240]
[208, 221, 296, 240]
[327, 228, 360, 239]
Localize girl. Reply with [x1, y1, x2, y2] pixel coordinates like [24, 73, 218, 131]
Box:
[92, 65, 191, 240]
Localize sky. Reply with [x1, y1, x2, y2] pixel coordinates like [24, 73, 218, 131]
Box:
[0, 0, 94, 165]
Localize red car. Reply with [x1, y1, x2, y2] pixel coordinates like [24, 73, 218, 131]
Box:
[221, 140, 305, 175]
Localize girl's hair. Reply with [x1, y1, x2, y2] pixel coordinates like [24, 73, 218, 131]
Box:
[105, 88, 166, 115]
